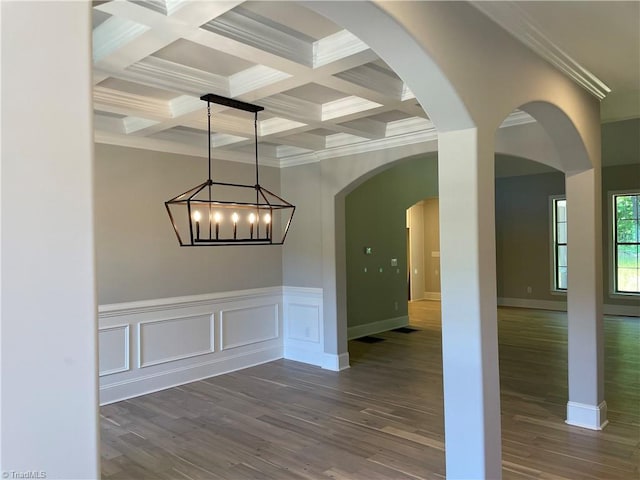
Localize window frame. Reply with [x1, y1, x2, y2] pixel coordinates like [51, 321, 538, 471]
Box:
[550, 195, 567, 293]
[610, 190, 640, 297]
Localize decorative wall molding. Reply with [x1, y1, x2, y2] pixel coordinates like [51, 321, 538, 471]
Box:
[98, 325, 130, 377]
[282, 286, 325, 367]
[347, 315, 409, 340]
[137, 314, 214, 368]
[472, 2, 610, 100]
[219, 304, 279, 350]
[99, 286, 348, 404]
[99, 287, 284, 404]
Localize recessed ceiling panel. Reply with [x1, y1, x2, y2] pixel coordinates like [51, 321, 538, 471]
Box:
[284, 84, 345, 104]
[241, 1, 342, 40]
[92, 9, 111, 29]
[369, 111, 413, 123]
[152, 39, 254, 77]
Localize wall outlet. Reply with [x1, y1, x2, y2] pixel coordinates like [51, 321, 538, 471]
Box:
[391, 258, 398, 266]
[527, 286, 532, 294]
[394, 301, 399, 311]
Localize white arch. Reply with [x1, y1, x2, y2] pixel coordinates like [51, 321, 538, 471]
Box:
[302, 1, 474, 132]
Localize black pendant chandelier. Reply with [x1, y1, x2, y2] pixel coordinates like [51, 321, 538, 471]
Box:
[165, 94, 295, 246]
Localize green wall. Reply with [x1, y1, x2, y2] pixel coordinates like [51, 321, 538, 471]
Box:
[345, 119, 639, 327]
[345, 154, 438, 328]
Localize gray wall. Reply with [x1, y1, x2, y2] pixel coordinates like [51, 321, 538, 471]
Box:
[95, 144, 283, 304]
[281, 162, 323, 287]
[345, 154, 438, 327]
[495, 171, 565, 301]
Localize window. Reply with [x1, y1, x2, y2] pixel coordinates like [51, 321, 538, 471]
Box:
[613, 193, 640, 294]
[552, 197, 567, 291]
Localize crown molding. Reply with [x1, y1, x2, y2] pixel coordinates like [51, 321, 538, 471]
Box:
[95, 130, 281, 168]
[202, 8, 313, 67]
[278, 110, 534, 167]
[93, 16, 150, 64]
[472, 2, 610, 100]
[259, 94, 321, 121]
[385, 117, 433, 137]
[124, 56, 229, 97]
[280, 127, 438, 168]
[334, 64, 405, 100]
[314, 30, 369, 68]
[93, 87, 170, 119]
[322, 96, 382, 121]
[230, 65, 291, 97]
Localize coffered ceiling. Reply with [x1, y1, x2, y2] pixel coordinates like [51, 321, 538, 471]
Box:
[92, 1, 638, 167]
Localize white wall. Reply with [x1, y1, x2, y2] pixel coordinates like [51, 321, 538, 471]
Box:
[1, 2, 99, 478]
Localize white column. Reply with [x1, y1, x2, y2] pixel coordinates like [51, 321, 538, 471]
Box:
[1, 2, 99, 478]
[438, 128, 502, 479]
[565, 167, 607, 430]
[320, 166, 350, 371]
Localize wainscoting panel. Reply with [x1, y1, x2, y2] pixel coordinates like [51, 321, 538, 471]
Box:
[220, 304, 279, 350]
[287, 303, 320, 343]
[98, 287, 284, 405]
[98, 325, 130, 377]
[283, 287, 329, 368]
[138, 314, 214, 368]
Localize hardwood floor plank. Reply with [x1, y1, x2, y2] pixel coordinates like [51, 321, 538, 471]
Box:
[101, 302, 639, 479]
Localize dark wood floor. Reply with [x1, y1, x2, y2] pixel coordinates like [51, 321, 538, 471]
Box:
[100, 302, 639, 479]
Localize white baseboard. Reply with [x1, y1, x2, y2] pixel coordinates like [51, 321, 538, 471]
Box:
[566, 401, 609, 430]
[323, 352, 350, 371]
[423, 292, 441, 301]
[498, 297, 639, 317]
[347, 315, 409, 340]
[100, 345, 282, 405]
[603, 303, 640, 317]
[498, 297, 567, 311]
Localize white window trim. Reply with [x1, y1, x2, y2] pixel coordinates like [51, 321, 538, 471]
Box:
[608, 189, 640, 298]
[549, 194, 567, 295]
